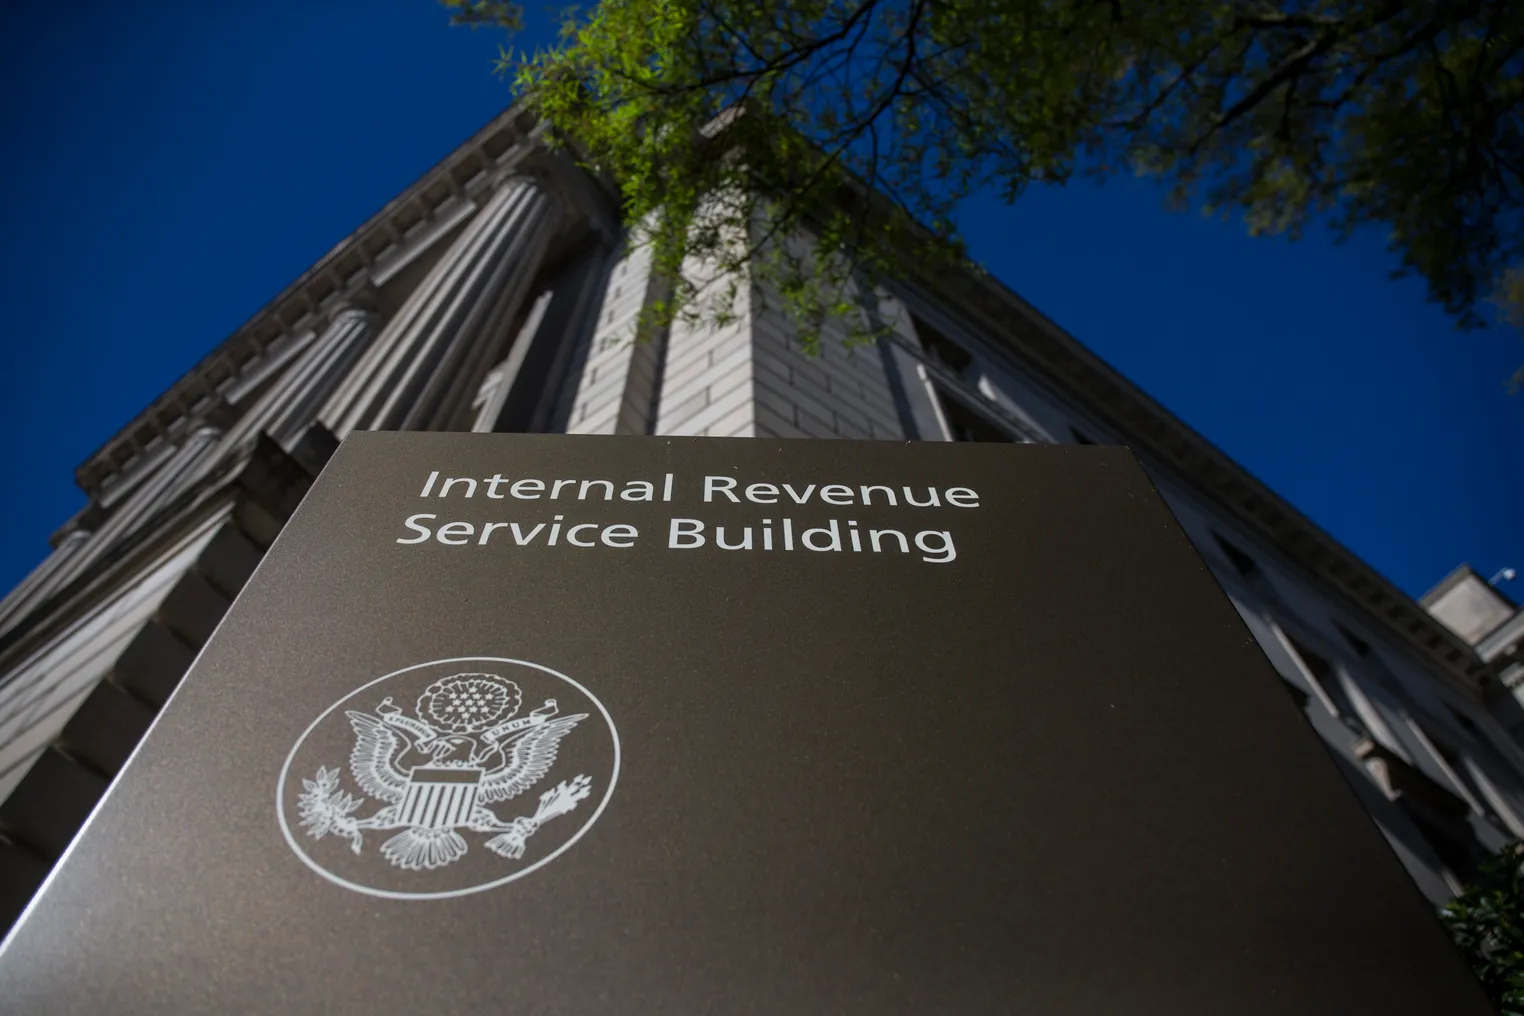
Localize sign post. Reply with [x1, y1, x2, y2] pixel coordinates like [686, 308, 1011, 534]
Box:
[0, 433, 1493, 1013]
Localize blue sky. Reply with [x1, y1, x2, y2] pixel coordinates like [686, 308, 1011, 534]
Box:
[0, 1, 1520, 603]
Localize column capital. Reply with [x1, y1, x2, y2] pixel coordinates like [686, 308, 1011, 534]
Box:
[329, 305, 380, 330]
[326, 281, 382, 321]
[47, 520, 98, 551]
[498, 146, 620, 247]
[187, 424, 225, 444]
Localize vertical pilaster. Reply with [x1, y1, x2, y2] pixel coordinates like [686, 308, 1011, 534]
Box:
[635, 237, 909, 441]
[745, 271, 907, 441]
[655, 265, 756, 438]
[471, 292, 553, 432]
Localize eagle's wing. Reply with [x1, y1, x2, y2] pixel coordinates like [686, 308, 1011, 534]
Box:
[479, 714, 589, 804]
[345, 710, 409, 803]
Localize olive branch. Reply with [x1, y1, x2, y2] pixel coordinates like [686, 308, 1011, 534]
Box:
[297, 765, 365, 853]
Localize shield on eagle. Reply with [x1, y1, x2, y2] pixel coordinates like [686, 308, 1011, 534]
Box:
[278, 657, 619, 900]
[400, 766, 484, 830]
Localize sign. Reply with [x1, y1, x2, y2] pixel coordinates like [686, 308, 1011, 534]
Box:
[0, 434, 1492, 1013]
[278, 656, 617, 899]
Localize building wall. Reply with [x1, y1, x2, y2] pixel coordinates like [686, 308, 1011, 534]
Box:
[0, 108, 1515, 934]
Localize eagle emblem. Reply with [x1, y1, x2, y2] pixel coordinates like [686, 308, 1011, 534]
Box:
[295, 672, 592, 871]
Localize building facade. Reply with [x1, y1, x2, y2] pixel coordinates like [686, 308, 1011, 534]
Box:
[2, 105, 1522, 933]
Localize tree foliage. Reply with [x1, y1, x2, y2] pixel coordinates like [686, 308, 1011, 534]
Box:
[445, 0, 1523, 352]
[1443, 841, 1524, 1014]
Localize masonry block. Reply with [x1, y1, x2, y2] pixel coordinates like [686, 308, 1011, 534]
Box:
[195, 525, 263, 601]
[156, 572, 232, 648]
[0, 838, 50, 931]
[0, 748, 108, 859]
[112, 622, 196, 709]
[58, 679, 156, 778]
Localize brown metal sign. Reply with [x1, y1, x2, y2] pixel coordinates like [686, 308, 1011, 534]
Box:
[0, 433, 1491, 1014]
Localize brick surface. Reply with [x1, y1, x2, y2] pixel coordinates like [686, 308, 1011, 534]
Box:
[670, 377, 752, 435]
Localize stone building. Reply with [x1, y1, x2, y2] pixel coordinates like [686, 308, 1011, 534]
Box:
[2, 105, 1521, 933]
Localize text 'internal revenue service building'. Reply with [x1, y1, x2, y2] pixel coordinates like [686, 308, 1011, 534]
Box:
[0, 433, 1494, 1015]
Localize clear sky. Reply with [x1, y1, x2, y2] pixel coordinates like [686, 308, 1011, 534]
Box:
[0, 1, 1520, 604]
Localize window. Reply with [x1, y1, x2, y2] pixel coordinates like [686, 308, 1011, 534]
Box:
[1335, 622, 1372, 657]
[1404, 718, 1488, 814]
[913, 314, 973, 378]
[1281, 681, 1311, 711]
[1402, 805, 1485, 884]
[940, 396, 1014, 443]
[1285, 634, 1332, 682]
[1441, 708, 1478, 737]
[1284, 634, 1358, 720]
[1429, 733, 1483, 801]
[1213, 534, 1259, 577]
[1433, 736, 1466, 770]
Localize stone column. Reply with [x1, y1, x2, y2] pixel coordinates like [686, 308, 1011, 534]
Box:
[160, 305, 382, 504]
[186, 307, 379, 471]
[323, 175, 560, 436]
[263, 307, 379, 446]
[0, 530, 92, 636]
[39, 426, 225, 603]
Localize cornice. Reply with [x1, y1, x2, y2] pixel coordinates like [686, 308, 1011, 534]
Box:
[907, 261, 1497, 700]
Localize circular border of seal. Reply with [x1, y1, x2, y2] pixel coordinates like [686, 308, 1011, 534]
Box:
[275, 656, 621, 901]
